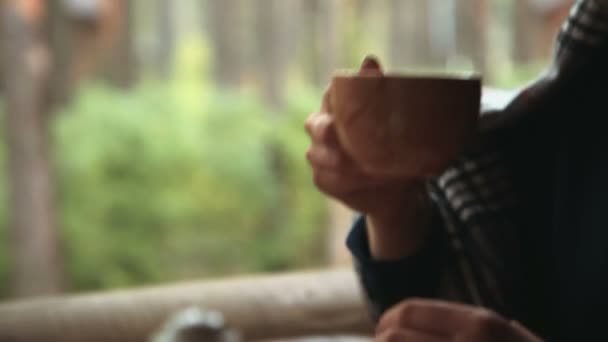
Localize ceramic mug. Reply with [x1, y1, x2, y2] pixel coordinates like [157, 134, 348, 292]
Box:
[331, 73, 481, 179]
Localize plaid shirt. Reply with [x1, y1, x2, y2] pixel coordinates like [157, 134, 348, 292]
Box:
[348, 0, 608, 330]
[432, 0, 608, 307]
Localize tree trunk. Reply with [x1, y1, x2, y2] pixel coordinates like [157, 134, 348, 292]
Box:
[253, 0, 295, 111]
[389, 0, 432, 69]
[300, 0, 318, 86]
[205, 0, 243, 89]
[455, 0, 489, 76]
[1, 0, 63, 297]
[301, 0, 339, 88]
[513, 0, 542, 64]
[316, 0, 339, 86]
[352, 0, 370, 19]
[48, 0, 75, 107]
[156, 0, 174, 79]
[389, 0, 410, 68]
[104, 0, 137, 88]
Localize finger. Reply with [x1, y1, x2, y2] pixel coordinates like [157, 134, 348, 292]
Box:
[305, 112, 322, 137]
[377, 298, 490, 337]
[360, 55, 384, 76]
[306, 143, 346, 169]
[375, 328, 446, 342]
[311, 167, 383, 198]
[304, 112, 339, 146]
[312, 169, 351, 197]
[320, 83, 333, 113]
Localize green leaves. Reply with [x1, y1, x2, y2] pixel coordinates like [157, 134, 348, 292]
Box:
[38, 80, 325, 293]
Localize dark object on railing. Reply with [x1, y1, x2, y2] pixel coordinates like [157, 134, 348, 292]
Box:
[151, 307, 241, 342]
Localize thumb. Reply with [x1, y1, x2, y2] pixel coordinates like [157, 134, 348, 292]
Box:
[360, 55, 383, 75]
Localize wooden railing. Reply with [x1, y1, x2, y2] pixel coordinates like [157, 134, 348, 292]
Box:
[0, 269, 373, 341]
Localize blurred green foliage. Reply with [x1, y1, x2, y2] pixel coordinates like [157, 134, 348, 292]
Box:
[0, 43, 328, 296]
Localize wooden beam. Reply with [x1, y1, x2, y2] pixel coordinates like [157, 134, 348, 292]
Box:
[0, 269, 373, 341]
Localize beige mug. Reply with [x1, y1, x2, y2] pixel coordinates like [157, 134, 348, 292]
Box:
[331, 72, 481, 179]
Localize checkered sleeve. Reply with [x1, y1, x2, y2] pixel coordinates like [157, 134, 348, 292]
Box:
[428, 0, 608, 313]
[555, 0, 608, 65]
[348, 0, 608, 322]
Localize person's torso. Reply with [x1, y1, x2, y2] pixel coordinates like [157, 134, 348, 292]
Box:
[506, 84, 608, 341]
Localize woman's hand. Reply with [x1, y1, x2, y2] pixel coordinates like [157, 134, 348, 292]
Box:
[376, 299, 543, 342]
[305, 57, 432, 259]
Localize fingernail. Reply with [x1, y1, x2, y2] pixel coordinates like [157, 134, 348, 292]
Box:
[361, 55, 382, 71]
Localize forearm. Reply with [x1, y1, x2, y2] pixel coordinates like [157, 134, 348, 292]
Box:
[348, 210, 446, 321]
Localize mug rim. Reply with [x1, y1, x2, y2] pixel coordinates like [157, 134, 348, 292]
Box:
[332, 71, 482, 83]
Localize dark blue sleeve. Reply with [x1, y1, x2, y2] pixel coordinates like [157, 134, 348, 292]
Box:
[346, 215, 445, 321]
